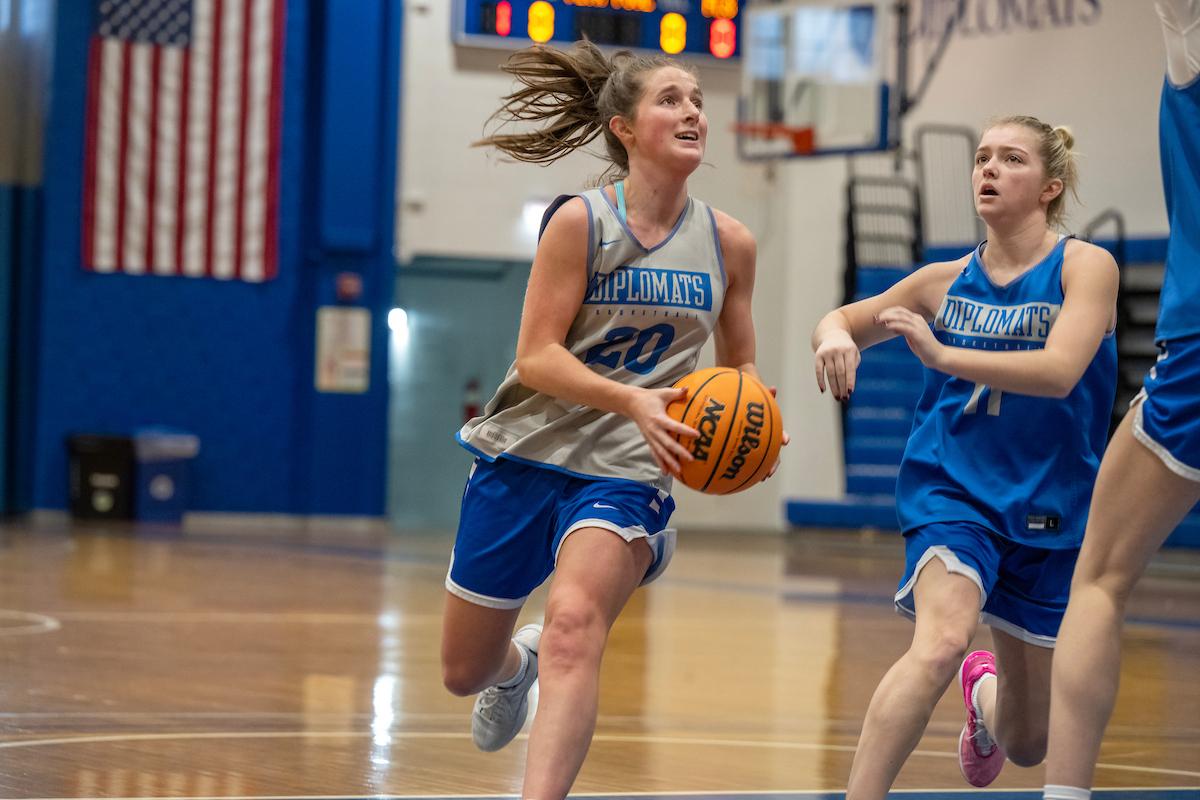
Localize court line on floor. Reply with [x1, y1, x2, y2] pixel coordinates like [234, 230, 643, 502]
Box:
[17, 594, 1200, 634]
[1, 712, 1193, 745]
[0, 730, 1196, 780]
[667, 576, 1200, 633]
[38, 611, 399, 623]
[21, 531, 1196, 633]
[0, 609, 61, 635]
[11, 789, 1200, 800]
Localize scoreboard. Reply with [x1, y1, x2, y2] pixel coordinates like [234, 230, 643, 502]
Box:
[454, 0, 742, 60]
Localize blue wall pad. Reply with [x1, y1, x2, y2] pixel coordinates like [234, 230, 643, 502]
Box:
[787, 495, 900, 530]
[27, 0, 402, 514]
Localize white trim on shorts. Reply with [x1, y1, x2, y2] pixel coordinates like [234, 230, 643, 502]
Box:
[980, 612, 1057, 649]
[556, 518, 654, 562]
[555, 519, 676, 587]
[443, 551, 527, 610]
[894, 545, 988, 621]
[896, 545, 1060, 648]
[1132, 395, 1200, 483]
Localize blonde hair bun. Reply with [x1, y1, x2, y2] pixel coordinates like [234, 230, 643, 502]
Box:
[1053, 125, 1075, 151]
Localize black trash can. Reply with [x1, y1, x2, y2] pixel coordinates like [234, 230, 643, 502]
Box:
[67, 434, 135, 520]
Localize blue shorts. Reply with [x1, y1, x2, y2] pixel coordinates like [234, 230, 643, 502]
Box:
[895, 521, 1079, 648]
[1132, 333, 1200, 482]
[446, 457, 677, 609]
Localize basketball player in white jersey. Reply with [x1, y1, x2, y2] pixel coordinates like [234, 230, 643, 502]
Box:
[440, 42, 781, 800]
[1043, 4, 1200, 798]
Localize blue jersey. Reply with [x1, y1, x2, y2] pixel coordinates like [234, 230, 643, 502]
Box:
[896, 238, 1117, 549]
[1158, 73, 1200, 340]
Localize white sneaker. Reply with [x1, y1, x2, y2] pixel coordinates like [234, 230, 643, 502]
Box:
[471, 623, 541, 752]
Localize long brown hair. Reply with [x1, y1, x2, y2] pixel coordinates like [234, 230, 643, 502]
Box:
[475, 41, 693, 182]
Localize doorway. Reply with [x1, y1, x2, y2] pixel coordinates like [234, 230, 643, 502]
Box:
[387, 256, 529, 530]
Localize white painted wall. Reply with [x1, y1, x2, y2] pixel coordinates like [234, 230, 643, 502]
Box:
[397, 0, 1170, 531]
[903, 0, 1167, 236]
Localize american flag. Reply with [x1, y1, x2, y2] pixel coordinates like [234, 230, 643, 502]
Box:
[83, 0, 284, 282]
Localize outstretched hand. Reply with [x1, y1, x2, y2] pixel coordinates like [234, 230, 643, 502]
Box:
[876, 306, 944, 369]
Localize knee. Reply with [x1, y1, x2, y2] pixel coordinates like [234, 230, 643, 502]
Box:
[1093, 571, 1139, 610]
[1072, 553, 1140, 609]
[442, 654, 496, 697]
[542, 599, 606, 671]
[1002, 733, 1047, 768]
[1064, 573, 1135, 626]
[911, 632, 971, 681]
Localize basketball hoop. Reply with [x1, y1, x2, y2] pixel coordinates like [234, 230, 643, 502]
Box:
[733, 121, 816, 155]
[736, 2, 894, 160]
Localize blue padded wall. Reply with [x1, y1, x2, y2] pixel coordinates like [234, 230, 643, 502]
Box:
[0, 186, 12, 515]
[25, 0, 399, 515]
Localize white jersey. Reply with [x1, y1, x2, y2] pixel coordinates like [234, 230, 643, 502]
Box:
[457, 187, 728, 489]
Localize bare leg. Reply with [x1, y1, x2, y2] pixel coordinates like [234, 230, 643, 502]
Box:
[521, 528, 653, 800]
[846, 558, 983, 800]
[441, 592, 523, 696]
[1045, 412, 1200, 789]
[981, 629, 1053, 767]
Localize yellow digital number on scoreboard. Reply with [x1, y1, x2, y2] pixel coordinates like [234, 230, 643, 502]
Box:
[660, 12, 686, 54]
[701, 0, 738, 19]
[528, 0, 554, 43]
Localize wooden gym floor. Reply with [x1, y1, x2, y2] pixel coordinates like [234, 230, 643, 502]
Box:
[0, 517, 1196, 799]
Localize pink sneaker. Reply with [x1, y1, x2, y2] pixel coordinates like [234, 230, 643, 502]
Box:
[957, 650, 1006, 787]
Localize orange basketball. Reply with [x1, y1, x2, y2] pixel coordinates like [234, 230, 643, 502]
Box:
[666, 367, 784, 495]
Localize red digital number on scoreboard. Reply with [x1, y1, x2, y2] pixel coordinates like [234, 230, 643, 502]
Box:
[709, 17, 735, 58]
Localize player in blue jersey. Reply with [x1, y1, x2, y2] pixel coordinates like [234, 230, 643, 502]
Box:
[1043, 5, 1200, 799]
[440, 42, 782, 800]
[812, 116, 1119, 799]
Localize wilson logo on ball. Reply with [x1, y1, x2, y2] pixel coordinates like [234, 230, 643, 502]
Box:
[721, 401, 766, 480]
[667, 367, 784, 495]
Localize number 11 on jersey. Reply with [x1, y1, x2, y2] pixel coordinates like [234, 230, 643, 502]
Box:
[964, 382, 1003, 416]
